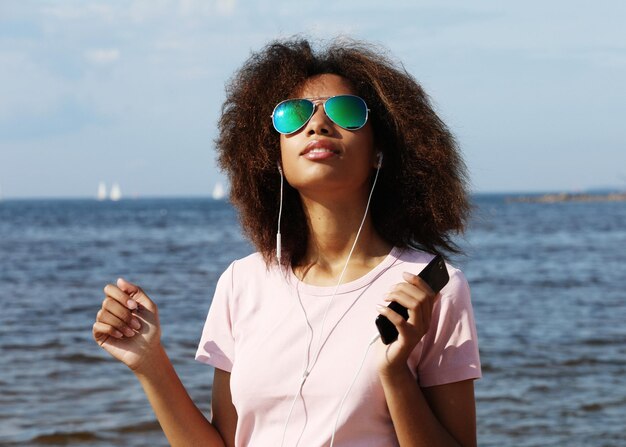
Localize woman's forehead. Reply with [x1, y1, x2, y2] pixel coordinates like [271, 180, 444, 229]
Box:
[294, 73, 355, 98]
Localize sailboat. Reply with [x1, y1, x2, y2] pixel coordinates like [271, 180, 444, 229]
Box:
[97, 182, 107, 201]
[110, 183, 122, 201]
[212, 182, 226, 200]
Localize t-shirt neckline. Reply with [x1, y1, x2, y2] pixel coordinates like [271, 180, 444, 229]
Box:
[287, 246, 403, 296]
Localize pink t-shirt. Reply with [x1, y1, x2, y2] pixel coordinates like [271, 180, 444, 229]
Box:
[196, 247, 481, 446]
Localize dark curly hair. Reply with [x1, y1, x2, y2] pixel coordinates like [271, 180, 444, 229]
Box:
[216, 37, 470, 266]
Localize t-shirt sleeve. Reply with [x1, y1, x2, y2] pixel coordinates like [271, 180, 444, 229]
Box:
[195, 261, 236, 372]
[415, 268, 482, 387]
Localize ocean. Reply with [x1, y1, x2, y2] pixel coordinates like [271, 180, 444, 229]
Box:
[0, 195, 624, 446]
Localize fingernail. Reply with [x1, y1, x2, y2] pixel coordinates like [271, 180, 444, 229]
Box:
[130, 318, 141, 330]
[376, 304, 386, 311]
[123, 327, 135, 337]
[113, 330, 124, 338]
[402, 272, 415, 281]
[127, 299, 137, 310]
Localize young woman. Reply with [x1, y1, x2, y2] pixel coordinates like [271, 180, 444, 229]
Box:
[93, 38, 481, 447]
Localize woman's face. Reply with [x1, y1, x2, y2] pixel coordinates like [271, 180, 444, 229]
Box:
[279, 74, 377, 201]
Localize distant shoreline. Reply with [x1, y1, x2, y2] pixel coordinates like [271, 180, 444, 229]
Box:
[2, 191, 626, 203]
[507, 192, 626, 203]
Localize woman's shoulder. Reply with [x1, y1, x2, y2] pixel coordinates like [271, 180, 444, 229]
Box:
[230, 251, 266, 268]
[213, 252, 277, 296]
[395, 247, 461, 269]
[224, 251, 281, 280]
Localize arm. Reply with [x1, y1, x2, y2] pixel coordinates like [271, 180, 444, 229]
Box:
[380, 368, 477, 447]
[93, 278, 231, 447]
[211, 368, 238, 447]
[376, 272, 478, 446]
[134, 346, 227, 447]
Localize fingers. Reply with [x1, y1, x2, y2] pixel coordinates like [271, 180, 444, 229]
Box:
[116, 277, 155, 311]
[384, 284, 418, 309]
[93, 321, 124, 343]
[99, 297, 141, 335]
[384, 280, 437, 312]
[103, 282, 137, 310]
[376, 303, 408, 327]
[378, 272, 441, 341]
[95, 281, 143, 342]
[117, 277, 139, 295]
[401, 271, 436, 296]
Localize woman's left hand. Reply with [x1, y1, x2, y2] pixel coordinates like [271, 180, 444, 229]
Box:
[375, 271, 440, 376]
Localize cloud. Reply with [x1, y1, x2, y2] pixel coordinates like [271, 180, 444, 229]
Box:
[84, 48, 121, 65]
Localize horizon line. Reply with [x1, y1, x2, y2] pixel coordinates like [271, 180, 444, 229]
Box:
[2, 188, 625, 202]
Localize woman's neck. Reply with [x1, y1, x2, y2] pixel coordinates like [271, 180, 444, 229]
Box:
[294, 195, 392, 286]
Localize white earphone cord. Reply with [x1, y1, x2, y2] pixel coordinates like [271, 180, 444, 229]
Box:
[305, 155, 382, 377]
[276, 164, 284, 262]
[279, 157, 383, 447]
[330, 334, 380, 447]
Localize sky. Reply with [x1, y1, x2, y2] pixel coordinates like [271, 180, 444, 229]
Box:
[0, 0, 625, 199]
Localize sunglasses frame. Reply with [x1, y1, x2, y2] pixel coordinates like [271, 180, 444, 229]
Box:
[271, 94, 370, 135]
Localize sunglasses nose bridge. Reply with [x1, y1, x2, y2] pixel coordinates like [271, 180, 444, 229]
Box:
[305, 100, 334, 133]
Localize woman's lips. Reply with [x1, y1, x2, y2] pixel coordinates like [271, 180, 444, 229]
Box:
[301, 140, 339, 160]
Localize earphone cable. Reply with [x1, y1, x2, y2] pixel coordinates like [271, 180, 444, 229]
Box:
[306, 161, 382, 375]
[276, 165, 284, 263]
[279, 161, 382, 447]
[329, 334, 381, 447]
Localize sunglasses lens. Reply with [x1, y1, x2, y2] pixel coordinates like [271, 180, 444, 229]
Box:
[325, 95, 368, 130]
[272, 99, 314, 134]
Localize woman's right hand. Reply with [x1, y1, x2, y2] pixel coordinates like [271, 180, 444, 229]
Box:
[93, 278, 162, 372]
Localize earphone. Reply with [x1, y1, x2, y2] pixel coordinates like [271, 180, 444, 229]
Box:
[276, 162, 284, 263]
[276, 153, 382, 265]
[277, 156, 385, 447]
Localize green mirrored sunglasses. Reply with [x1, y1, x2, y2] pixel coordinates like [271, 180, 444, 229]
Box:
[271, 94, 369, 135]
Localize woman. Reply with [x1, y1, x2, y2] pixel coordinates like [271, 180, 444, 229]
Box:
[93, 38, 481, 446]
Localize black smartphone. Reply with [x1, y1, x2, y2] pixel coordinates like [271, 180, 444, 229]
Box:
[375, 254, 449, 345]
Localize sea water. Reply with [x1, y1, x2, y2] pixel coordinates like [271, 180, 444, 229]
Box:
[0, 196, 624, 446]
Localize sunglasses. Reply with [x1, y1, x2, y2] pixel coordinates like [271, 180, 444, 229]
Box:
[271, 94, 369, 135]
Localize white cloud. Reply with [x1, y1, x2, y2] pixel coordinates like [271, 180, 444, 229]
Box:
[85, 48, 121, 65]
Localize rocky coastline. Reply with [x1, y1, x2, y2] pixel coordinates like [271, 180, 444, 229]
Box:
[507, 192, 626, 203]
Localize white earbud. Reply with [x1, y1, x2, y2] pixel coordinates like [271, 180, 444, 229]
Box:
[377, 152, 383, 169]
[276, 162, 284, 263]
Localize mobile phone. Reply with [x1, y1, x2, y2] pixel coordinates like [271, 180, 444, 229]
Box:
[375, 254, 449, 345]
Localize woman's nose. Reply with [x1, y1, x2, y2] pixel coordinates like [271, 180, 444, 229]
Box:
[306, 104, 332, 135]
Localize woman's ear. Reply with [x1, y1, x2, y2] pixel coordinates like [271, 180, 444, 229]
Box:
[375, 152, 383, 169]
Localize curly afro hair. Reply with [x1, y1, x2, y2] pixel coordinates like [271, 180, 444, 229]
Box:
[216, 37, 470, 266]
